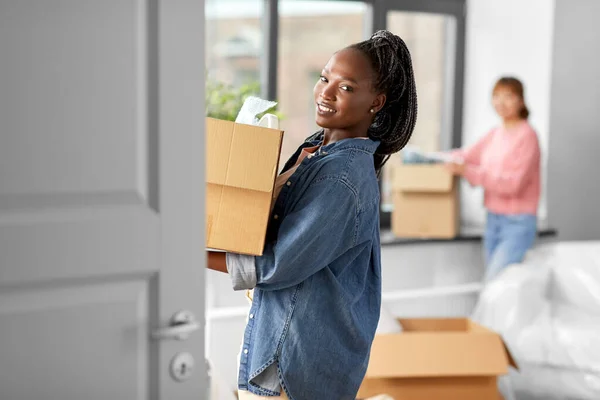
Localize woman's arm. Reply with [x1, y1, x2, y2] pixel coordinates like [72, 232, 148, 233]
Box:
[207, 251, 227, 273]
[463, 130, 540, 195]
[453, 128, 495, 165]
[227, 178, 359, 292]
[255, 179, 359, 291]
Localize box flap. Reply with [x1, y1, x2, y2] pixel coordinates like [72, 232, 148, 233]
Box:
[468, 320, 519, 370]
[392, 164, 454, 193]
[399, 318, 468, 332]
[503, 341, 519, 370]
[206, 118, 283, 193]
[366, 318, 513, 379]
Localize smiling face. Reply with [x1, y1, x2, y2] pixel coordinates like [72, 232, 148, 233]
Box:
[313, 48, 386, 134]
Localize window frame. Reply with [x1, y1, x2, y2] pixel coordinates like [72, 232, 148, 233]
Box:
[372, 0, 467, 229]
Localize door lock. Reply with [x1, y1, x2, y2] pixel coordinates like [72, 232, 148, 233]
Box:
[170, 352, 195, 382]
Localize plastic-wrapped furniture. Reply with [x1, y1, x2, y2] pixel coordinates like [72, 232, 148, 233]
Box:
[472, 241, 600, 399]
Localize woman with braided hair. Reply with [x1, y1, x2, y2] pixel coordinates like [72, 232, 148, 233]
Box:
[208, 30, 417, 400]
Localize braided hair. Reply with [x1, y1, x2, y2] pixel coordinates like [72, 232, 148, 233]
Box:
[349, 30, 418, 174]
[304, 31, 418, 175]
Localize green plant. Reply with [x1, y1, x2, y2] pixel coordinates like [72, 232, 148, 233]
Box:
[205, 80, 283, 122]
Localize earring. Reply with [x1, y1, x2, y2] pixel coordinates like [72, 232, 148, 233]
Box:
[370, 108, 375, 113]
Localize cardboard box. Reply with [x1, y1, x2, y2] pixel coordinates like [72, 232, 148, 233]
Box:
[391, 164, 458, 239]
[206, 118, 284, 255]
[358, 318, 517, 400]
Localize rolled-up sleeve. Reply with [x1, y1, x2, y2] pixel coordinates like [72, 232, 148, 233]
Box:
[226, 253, 257, 291]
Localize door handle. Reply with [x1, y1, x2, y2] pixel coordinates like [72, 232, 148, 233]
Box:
[151, 310, 200, 341]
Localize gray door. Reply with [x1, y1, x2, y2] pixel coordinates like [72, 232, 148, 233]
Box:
[0, 1, 207, 399]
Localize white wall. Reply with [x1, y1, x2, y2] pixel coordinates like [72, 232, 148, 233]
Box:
[461, 0, 555, 225]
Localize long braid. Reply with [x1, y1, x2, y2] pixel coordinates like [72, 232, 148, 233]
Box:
[349, 30, 418, 174]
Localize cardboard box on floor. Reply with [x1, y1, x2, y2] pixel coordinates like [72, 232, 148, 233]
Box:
[357, 318, 517, 400]
[206, 117, 284, 255]
[391, 164, 459, 239]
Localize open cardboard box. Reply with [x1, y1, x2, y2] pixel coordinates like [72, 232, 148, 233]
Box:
[206, 117, 284, 255]
[358, 318, 517, 400]
[391, 164, 458, 239]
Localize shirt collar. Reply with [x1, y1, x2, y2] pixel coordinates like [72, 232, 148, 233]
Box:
[308, 131, 380, 155]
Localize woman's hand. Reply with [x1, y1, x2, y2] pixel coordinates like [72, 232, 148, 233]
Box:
[445, 162, 466, 176]
[207, 251, 227, 273]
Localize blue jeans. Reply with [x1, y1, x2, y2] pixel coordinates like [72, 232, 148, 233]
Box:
[484, 212, 537, 281]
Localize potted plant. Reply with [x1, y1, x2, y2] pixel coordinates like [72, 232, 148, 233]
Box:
[205, 80, 283, 122]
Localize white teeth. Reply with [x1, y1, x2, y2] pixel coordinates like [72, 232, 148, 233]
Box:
[318, 104, 335, 113]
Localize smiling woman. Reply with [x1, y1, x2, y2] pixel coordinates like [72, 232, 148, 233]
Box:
[208, 30, 417, 400]
[314, 49, 387, 142]
[308, 31, 418, 175]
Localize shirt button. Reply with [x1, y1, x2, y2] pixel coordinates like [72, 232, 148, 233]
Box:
[286, 181, 291, 186]
[243, 349, 248, 354]
[273, 214, 279, 220]
[249, 313, 254, 319]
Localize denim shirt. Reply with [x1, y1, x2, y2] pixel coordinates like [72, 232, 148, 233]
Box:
[227, 135, 382, 400]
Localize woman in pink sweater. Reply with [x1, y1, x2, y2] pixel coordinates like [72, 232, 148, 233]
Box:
[446, 77, 541, 281]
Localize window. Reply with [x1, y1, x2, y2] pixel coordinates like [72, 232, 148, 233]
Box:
[276, 0, 368, 168]
[205, 0, 263, 104]
[380, 11, 458, 212]
[204, 0, 466, 229]
[372, 1, 466, 229]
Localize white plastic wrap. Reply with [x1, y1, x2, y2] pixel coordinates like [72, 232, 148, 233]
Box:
[472, 241, 600, 400]
[471, 263, 550, 340]
[546, 242, 600, 314]
[498, 375, 517, 400]
[508, 363, 600, 400]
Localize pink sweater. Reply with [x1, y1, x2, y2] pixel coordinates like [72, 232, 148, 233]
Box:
[455, 121, 541, 215]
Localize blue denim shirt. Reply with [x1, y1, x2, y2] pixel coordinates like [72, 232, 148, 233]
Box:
[228, 135, 382, 399]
